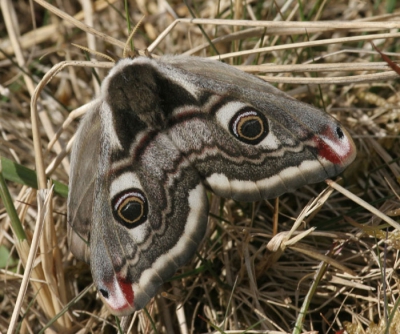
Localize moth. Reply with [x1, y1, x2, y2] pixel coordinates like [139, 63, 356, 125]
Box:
[67, 55, 356, 316]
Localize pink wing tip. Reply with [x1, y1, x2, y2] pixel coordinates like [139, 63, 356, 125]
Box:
[314, 125, 356, 167]
[99, 275, 136, 316]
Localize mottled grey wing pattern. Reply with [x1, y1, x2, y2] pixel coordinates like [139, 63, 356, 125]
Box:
[67, 56, 356, 315]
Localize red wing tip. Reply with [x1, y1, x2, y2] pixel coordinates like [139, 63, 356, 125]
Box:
[315, 125, 356, 167]
[98, 276, 136, 316]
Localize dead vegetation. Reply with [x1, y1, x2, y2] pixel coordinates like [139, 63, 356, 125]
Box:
[1, 0, 400, 333]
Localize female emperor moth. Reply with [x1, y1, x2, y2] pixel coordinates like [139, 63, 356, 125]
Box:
[68, 56, 356, 315]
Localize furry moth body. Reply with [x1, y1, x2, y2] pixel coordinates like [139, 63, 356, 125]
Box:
[67, 56, 356, 315]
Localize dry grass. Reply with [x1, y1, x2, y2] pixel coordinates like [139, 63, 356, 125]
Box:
[1, 0, 400, 333]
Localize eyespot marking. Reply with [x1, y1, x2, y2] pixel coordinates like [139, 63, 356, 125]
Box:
[112, 188, 148, 228]
[229, 108, 269, 145]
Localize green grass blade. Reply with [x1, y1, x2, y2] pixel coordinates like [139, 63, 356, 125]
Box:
[0, 156, 68, 198]
[0, 159, 26, 241]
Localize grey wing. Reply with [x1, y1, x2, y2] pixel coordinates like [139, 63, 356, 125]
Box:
[74, 64, 211, 314]
[67, 102, 102, 263]
[157, 56, 357, 201]
[67, 56, 356, 317]
[88, 128, 209, 315]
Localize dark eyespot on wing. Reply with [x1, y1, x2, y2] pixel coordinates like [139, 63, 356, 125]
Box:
[112, 188, 148, 228]
[229, 108, 269, 145]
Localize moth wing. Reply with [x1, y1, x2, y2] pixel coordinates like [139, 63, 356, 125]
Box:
[67, 64, 211, 314]
[89, 130, 209, 315]
[68, 56, 356, 316]
[157, 56, 356, 201]
[67, 102, 102, 263]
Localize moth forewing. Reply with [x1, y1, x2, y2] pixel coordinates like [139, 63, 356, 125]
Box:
[67, 101, 103, 263]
